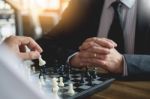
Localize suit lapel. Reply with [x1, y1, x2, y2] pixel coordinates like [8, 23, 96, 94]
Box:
[90, 0, 105, 36]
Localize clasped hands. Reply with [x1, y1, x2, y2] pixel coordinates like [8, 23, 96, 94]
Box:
[70, 37, 123, 74]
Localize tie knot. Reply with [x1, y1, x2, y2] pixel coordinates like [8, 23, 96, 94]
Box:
[111, 1, 121, 10]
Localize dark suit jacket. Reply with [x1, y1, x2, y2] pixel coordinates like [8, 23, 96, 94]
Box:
[39, 0, 150, 79]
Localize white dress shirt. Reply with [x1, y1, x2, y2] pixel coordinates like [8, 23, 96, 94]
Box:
[98, 0, 137, 54]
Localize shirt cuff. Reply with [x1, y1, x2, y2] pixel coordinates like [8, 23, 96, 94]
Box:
[67, 52, 78, 65]
[122, 55, 128, 76]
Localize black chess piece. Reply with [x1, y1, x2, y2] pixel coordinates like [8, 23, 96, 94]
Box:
[88, 75, 93, 86]
[85, 66, 90, 78]
[60, 65, 65, 76]
[92, 68, 97, 79]
[65, 64, 71, 80]
[80, 73, 85, 83]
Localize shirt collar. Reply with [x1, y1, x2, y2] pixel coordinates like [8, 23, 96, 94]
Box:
[121, 0, 135, 8]
[105, 0, 135, 8]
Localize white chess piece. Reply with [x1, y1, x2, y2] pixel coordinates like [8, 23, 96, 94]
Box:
[52, 78, 59, 92]
[39, 56, 46, 66]
[52, 85, 60, 99]
[68, 83, 75, 96]
[32, 66, 36, 73]
[59, 77, 64, 87]
[39, 76, 45, 85]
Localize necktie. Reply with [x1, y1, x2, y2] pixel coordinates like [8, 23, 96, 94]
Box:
[108, 1, 125, 53]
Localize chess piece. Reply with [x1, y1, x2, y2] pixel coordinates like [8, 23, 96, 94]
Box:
[59, 77, 64, 87]
[52, 78, 59, 92]
[67, 83, 75, 96]
[60, 65, 65, 76]
[92, 68, 97, 79]
[38, 56, 47, 79]
[80, 73, 85, 83]
[52, 78, 60, 99]
[88, 75, 93, 86]
[39, 76, 45, 85]
[66, 64, 71, 80]
[85, 67, 90, 78]
[39, 56, 46, 66]
[32, 66, 36, 74]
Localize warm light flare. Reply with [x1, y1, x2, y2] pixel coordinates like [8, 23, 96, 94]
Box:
[48, 0, 60, 10]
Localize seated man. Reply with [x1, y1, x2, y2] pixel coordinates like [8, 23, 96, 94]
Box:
[39, 0, 150, 79]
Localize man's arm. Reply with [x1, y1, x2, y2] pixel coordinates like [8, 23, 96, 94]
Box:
[124, 54, 150, 76]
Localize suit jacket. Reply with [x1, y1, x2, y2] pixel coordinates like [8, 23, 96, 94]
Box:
[39, 0, 150, 79]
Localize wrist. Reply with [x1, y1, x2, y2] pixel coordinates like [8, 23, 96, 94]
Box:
[117, 55, 124, 74]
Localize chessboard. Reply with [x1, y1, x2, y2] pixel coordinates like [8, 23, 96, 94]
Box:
[30, 64, 115, 99]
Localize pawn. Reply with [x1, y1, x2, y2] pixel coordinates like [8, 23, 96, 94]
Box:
[39, 56, 46, 66]
[39, 76, 45, 85]
[67, 83, 75, 96]
[52, 78, 59, 92]
[32, 66, 36, 73]
[59, 77, 64, 87]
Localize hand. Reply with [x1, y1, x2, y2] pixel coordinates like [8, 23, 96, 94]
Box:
[70, 37, 123, 74]
[4, 36, 43, 60]
[79, 37, 117, 51]
[79, 48, 123, 74]
[70, 37, 117, 67]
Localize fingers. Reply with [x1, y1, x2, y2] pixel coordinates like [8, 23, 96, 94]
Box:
[79, 40, 99, 50]
[19, 36, 43, 53]
[78, 51, 107, 60]
[80, 58, 108, 70]
[19, 51, 41, 60]
[80, 37, 117, 50]
[85, 46, 110, 54]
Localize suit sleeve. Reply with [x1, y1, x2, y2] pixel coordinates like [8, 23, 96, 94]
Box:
[37, 0, 90, 65]
[124, 54, 150, 78]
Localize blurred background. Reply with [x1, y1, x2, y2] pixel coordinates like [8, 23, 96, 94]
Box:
[0, 0, 70, 42]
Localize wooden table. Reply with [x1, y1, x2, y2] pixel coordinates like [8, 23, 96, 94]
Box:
[88, 80, 150, 99]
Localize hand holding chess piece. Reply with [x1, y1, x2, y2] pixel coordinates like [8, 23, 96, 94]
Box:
[4, 36, 43, 60]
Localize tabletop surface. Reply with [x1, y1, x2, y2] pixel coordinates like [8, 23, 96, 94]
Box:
[87, 80, 150, 99]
